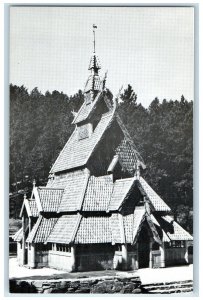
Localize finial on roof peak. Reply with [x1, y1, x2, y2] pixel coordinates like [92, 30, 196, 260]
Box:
[33, 179, 36, 188]
[93, 24, 97, 53]
[24, 193, 26, 200]
[135, 160, 141, 179]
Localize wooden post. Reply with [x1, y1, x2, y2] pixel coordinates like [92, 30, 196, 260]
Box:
[135, 243, 139, 270]
[22, 214, 26, 265]
[160, 243, 165, 268]
[121, 244, 128, 270]
[29, 243, 35, 268]
[71, 245, 76, 272]
[149, 240, 153, 268]
[29, 217, 31, 234]
[185, 241, 189, 264]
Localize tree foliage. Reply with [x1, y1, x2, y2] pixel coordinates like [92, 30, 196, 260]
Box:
[9, 84, 193, 232]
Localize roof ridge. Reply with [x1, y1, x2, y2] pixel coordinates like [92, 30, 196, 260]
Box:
[115, 177, 134, 183]
[38, 186, 64, 190]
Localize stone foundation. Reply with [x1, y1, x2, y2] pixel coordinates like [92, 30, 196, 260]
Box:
[10, 275, 142, 294]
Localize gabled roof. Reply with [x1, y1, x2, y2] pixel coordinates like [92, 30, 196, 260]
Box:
[108, 177, 135, 211]
[19, 198, 39, 218]
[75, 216, 112, 244]
[150, 214, 170, 242]
[46, 214, 81, 244]
[161, 215, 193, 241]
[51, 111, 114, 173]
[138, 177, 171, 212]
[132, 207, 146, 244]
[82, 175, 113, 211]
[26, 216, 58, 243]
[13, 227, 23, 242]
[115, 138, 138, 174]
[57, 169, 89, 212]
[29, 200, 38, 217]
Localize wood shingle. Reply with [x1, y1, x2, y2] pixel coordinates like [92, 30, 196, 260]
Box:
[75, 216, 112, 244]
[82, 175, 113, 211]
[46, 215, 79, 244]
[51, 111, 114, 173]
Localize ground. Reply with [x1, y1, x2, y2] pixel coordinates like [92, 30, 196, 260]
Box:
[9, 257, 193, 284]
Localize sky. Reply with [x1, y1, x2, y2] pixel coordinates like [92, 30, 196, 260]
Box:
[10, 6, 194, 107]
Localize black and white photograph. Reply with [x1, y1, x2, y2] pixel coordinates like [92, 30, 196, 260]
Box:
[8, 5, 194, 295]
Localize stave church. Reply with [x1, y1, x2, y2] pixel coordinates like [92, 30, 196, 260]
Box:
[13, 27, 193, 272]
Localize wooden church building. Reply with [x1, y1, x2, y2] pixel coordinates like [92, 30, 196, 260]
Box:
[13, 27, 193, 272]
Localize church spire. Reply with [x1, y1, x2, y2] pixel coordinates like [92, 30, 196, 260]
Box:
[84, 25, 102, 96]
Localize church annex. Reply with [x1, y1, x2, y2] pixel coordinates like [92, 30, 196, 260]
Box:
[13, 27, 193, 272]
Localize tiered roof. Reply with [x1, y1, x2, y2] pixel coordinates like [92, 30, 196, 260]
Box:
[51, 111, 114, 173]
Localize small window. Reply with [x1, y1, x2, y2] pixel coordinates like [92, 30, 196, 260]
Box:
[188, 246, 193, 255]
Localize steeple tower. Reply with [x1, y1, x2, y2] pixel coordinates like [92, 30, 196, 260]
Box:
[84, 25, 102, 98]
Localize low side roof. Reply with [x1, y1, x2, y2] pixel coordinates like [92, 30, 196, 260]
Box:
[46, 215, 80, 244]
[138, 177, 171, 212]
[51, 111, 114, 173]
[75, 216, 112, 244]
[26, 216, 58, 243]
[13, 227, 23, 242]
[161, 215, 193, 241]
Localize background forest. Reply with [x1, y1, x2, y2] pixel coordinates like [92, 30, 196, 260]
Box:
[9, 84, 193, 234]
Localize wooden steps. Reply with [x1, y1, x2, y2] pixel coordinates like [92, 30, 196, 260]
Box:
[141, 280, 193, 294]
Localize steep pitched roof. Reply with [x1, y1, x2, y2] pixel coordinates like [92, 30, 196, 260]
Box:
[72, 91, 103, 124]
[75, 216, 112, 244]
[115, 138, 138, 174]
[51, 111, 114, 173]
[26, 216, 58, 243]
[57, 170, 89, 212]
[108, 177, 135, 211]
[132, 207, 146, 244]
[37, 187, 64, 212]
[138, 177, 171, 212]
[150, 214, 170, 242]
[28, 200, 39, 217]
[13, 227, 23, 242]
[46, 214, 81, 244]
[161, 215, 193, 241]
[82, 175, 113, 211]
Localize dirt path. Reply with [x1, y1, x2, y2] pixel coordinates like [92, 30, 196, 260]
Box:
[9, 257, 193, 284]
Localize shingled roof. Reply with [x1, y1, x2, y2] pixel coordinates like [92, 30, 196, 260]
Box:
[138, 177, 171, 212]
[115, 138, 138, 174]
[82, 175, 113, 211]
[26, 216, 58, 243]
[51, 111, 114, 173]
[161, 216, 193, 241]
[37, 187, 64, 212]
[28, 200, 39, 217]
[57, 170, 89, 212]
[108, 177, 135, 211]
[46, 215, 80, 244]
[75, 216, 112, 244]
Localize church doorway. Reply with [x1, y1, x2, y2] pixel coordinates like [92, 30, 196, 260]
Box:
[137, 224, 150, 268]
